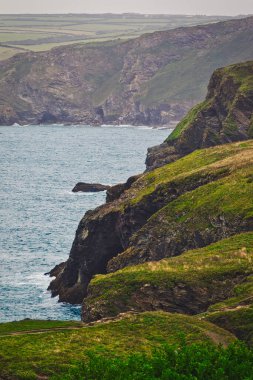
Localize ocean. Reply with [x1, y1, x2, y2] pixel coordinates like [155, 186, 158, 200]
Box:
[0, 124, 170, 322]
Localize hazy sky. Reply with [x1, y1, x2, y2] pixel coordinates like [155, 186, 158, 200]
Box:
[0, 0, 252, 16]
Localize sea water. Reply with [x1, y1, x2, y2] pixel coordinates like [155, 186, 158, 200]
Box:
[0, 124, 170, 322]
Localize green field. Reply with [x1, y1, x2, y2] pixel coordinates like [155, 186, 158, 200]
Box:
[0, 14, 233, 60]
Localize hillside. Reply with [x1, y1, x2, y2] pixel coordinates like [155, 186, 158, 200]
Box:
[0, 16, 253, 126]
[1, 61, 253, 379]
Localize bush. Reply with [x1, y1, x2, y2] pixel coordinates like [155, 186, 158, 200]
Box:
[51, 341, 253, 380]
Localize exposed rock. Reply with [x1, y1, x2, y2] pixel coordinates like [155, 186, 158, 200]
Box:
[106, 175, 140, 202]
[72, 182, 110, 193]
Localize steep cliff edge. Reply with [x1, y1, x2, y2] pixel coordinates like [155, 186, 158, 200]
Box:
[0, 17, 253, 126]
[49, 139, 253, 303]
[146, 60, 253, 170]
[49, 62, 253, 306]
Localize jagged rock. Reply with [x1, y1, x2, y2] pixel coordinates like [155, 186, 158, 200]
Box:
[72, 182, 110, 193]
[106, 175, 140, 202]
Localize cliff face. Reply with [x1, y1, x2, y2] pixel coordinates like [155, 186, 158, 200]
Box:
[49, 139, 253, 303]
[0, 17, 253, 126]
[146, 61, 253, 170]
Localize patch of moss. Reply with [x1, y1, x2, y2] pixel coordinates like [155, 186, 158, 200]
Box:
[141, 163, 253, 235]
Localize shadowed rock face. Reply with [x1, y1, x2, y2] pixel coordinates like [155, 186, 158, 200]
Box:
[0, 17, 253, 126]
[48, 61, 253, 307]
[146, 61, 253, 170]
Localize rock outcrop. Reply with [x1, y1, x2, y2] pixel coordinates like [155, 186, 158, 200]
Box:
[72, 182, 110, 193]
[0, 17, 253, 126]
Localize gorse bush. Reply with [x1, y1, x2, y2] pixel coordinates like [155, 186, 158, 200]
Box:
[51, 341, 253, 380]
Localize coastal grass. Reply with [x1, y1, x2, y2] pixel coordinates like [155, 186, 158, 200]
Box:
[0, 311, 235, 379]
[86, 233, 253, 318]
[125, 140, 253, 205]
[110, 160, 253, 270]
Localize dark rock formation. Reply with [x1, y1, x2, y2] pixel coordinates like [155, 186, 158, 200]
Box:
[106, 175, 140, 202]
[0, 17, 253, 126]
[72, 182, 110, 193]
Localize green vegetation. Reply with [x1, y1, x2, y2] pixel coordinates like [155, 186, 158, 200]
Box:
[51, 341, 253, 380]
[126, 140, 253, 205]
[205, 307, 253, 346]
[156, 165, 253, 229]
[0, 14, 230, 60]
[85, 233, 253, 320]
[0, 312, 235, 379]
[137, 33, 253, 106]
[0, 320, 83, 335]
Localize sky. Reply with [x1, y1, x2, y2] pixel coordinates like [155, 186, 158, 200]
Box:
[0, 0, 252, 16]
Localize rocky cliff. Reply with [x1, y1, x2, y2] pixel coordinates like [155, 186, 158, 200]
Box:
[49, 62, 253, 346]
[0, 16, 253, 126]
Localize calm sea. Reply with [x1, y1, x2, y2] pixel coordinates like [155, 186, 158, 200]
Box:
[0, 125, 170, 322]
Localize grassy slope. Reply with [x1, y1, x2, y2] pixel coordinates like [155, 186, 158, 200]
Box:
[110, 159, 253, 270]
[84, 233, 253, 320]
[106, 141, 253, 255]
[0, 312, 235, 379]
[138, 31, 253, 106]
[124, 140, 253, 205]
